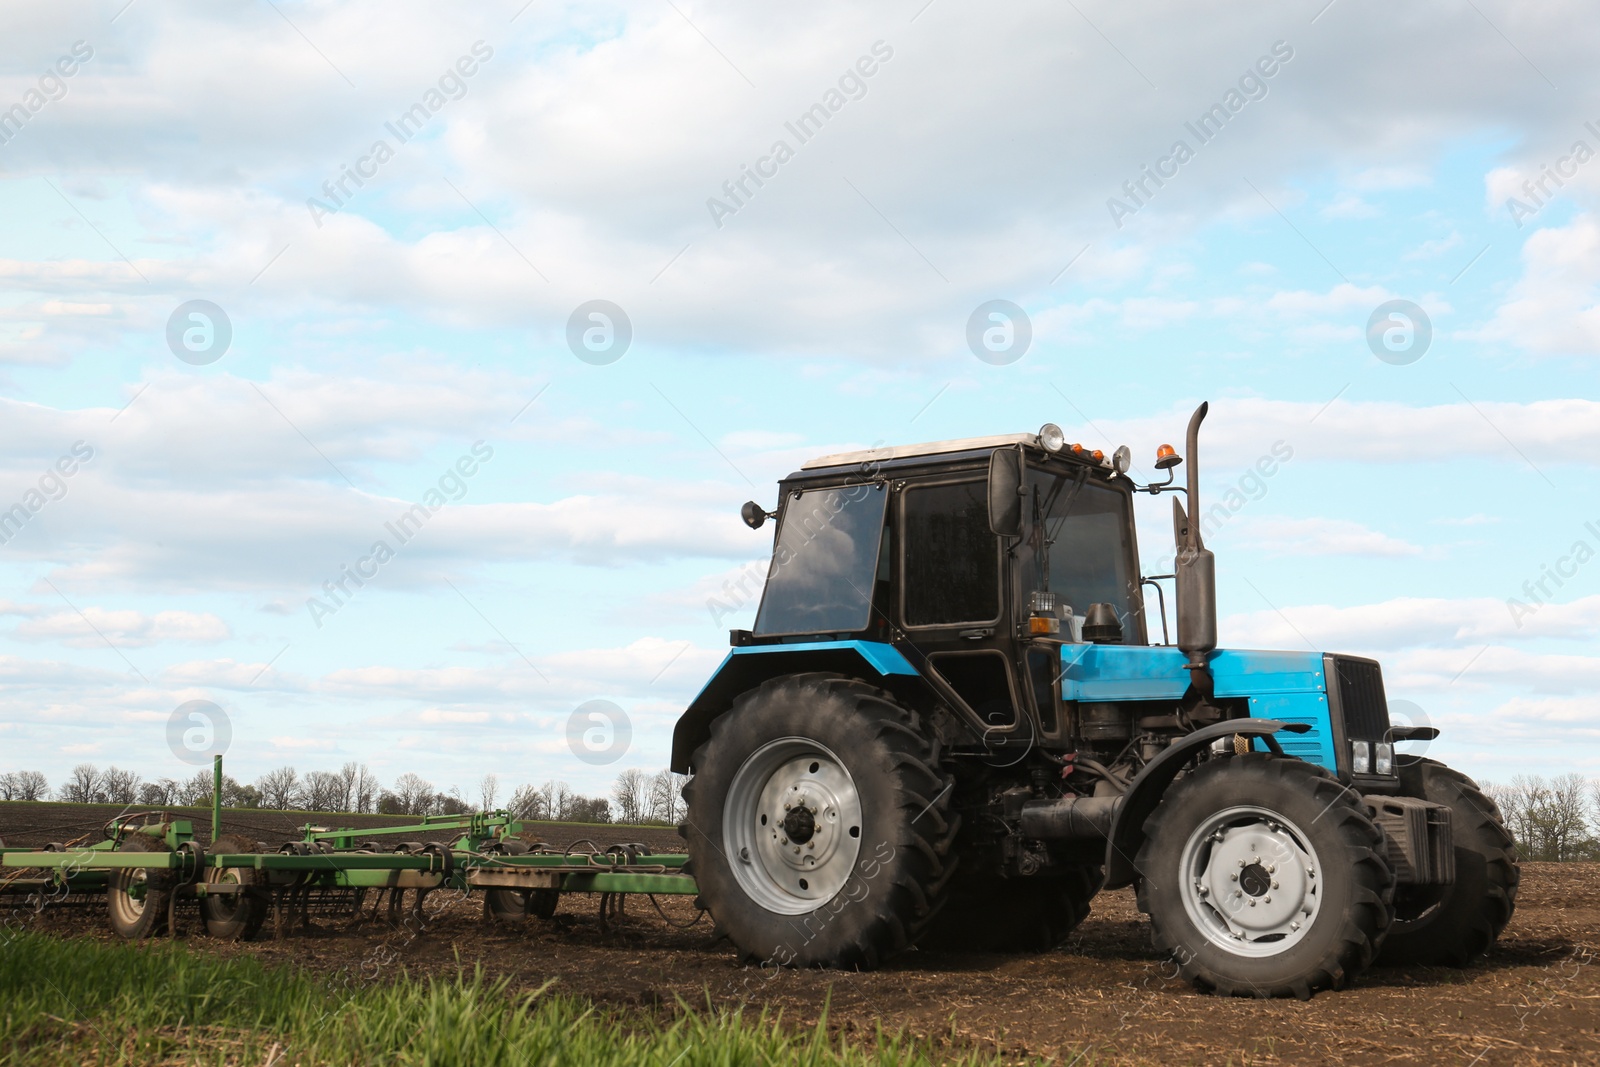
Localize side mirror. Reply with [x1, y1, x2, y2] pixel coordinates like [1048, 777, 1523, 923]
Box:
[987, 448, 1025, 537]
[740, 501, 770, 530]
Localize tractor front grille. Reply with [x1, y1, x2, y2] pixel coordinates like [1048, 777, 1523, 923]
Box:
[1330, 655, 1390, 741]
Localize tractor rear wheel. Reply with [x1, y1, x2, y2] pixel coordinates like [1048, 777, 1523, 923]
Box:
[1377, 758, 1519, 966]
[107, 834, 172, 940]
[1136, 753, 1395, 998]
[925, 864, 1103, 952]
[683, 673, 959, 970]
[200, 833, 268, 940]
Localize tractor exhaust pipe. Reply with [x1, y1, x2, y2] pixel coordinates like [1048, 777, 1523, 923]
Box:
[1173, 402, 1217, 699]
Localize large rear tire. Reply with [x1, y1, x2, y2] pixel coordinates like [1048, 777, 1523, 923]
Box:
[682, 673, 958, 970]
[925, 864, 1103, 952]
[1136, 753, 1395, 998]
[1377, 758, 1519, 966]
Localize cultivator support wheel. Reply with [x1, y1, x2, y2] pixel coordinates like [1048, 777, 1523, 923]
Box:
[106, 834, 173, 940]
[200, 834, 267, 941]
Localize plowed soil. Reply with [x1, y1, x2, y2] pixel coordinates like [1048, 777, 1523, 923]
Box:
[3, 803, 1597, 1065]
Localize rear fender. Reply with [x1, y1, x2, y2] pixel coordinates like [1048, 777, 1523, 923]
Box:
[670, 641, 929, 773]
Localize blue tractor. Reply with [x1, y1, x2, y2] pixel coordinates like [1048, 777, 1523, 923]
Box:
[673, 403, 1517, 997]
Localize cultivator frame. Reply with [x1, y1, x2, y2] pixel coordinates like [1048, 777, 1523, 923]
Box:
[0, 757, 695, 941]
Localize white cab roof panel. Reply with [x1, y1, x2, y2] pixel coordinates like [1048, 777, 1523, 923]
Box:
[802, 433, 1040, 470]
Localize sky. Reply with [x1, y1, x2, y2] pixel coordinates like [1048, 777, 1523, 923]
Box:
[2, 0, 1599, 804]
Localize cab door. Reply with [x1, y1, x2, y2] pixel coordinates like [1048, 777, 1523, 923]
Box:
[894, 475, 1028, 755]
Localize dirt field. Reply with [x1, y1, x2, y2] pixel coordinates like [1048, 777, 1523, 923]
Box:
[4, 804, 1598, 1065]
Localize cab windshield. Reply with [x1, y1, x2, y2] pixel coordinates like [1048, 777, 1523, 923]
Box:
[753, 484, 889, 637]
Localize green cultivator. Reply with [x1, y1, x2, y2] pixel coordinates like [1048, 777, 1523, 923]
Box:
[0, 758, 694, 941]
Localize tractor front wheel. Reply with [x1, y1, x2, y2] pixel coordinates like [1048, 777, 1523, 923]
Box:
[1377, 758, 1519, 966]
[1136, 753, 1395, 998]
[682, 673, 958, 970]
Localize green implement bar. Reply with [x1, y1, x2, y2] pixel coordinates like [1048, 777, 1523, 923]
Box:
[2, 850, 192, 871]
[3, 849, 692, 881]
[558, 872, 698, 894]
[202, 853, 447, 871]
[468, 852, 689, 869]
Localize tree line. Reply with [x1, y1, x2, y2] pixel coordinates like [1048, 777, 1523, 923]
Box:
[0, 763, 689, 827]
[1484, 774, 1600, 862]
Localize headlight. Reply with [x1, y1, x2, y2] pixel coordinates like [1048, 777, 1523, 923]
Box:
[1038, 423, 1065, 452]
[1374, 742, 1394, 776]
[1351, 740, 1370, 775]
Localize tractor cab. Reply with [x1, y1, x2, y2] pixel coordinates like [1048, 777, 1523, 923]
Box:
[729, 427, 1151, 759]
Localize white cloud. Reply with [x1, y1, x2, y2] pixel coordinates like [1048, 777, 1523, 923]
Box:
[4, 606, 231, 649]
[1475, 215, 1600, 355]
[1221, 593, 1600, 653]
[1228, 516, 1425, 558]
[1321, 193, 1379, 219]
[0, 3, 1595, 360]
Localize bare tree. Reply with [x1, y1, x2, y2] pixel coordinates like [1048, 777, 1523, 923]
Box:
[1547, 773, 1592, 861]
[507, 783, 545, 821]
[1592, 779, 1600, 841]
[436, 786, 469, 815]
[59, 764, 103, 804]
[648, 770, 687, 824]
[336, 762, 360, 812]
[479, 773, 499, 812]
[612, 768, 650, 824]
[537, 780, 562, 822]
[100, 766, 142, 805]
[227, 779, 262, 809]
[1495, 774, 1598, 861]
[565, 795, 612, 823]
[392, 773, 434, 816]
[300, 770, 344, 812]
[138, 780, 176, 806]
[0, 770, 50, 801]
[555, 782, 577, 821]
[179, 770, 216, 806]
[353, 765, 381, 813]
[257, 767, 300, 810]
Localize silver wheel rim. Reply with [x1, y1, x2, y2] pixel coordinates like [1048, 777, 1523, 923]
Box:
[1178, 804, 1322, 958]
[724, 737, 864, 916]
[207, 869, 244, 920]
[112, 869, 150, 925]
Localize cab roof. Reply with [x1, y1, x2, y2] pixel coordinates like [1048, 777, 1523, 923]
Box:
[802, 432, 1115, 472]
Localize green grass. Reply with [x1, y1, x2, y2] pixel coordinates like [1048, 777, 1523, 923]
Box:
[0, 932, 1031, 1066]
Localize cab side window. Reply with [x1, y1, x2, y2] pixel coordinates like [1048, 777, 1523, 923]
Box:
[901, 480, 1000, 627]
